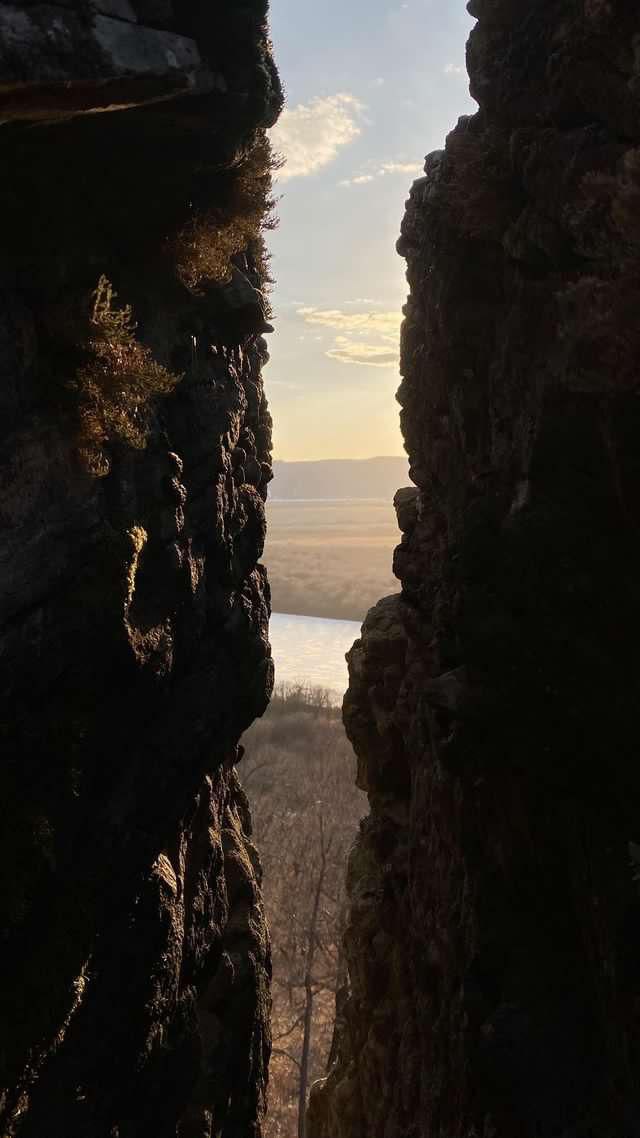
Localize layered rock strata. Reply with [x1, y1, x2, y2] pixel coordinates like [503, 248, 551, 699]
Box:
[310, 2, 640, 1135]
[0, 4, 281, 1135]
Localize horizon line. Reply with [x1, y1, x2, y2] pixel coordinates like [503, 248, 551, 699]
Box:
[272, 454, 407, 464]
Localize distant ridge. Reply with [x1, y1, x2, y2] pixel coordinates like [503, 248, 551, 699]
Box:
[270, 457, 410, 501]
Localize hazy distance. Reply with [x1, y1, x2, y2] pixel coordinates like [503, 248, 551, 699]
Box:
[265, 457, 407, 621]
[270, 455, 410, 500]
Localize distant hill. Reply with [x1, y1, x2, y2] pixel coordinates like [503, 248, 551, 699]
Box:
[270, 457, 411, 501]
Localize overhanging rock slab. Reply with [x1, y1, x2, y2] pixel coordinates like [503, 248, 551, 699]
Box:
[0, 2, 217, 122]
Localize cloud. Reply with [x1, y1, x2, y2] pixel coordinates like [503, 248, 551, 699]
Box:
[297, 306, 402, 368]
[270, 94, 364, 182]
[297, 308, 401, 337]
[379, 161, 423, 175]
[340, 159, 423, 187]
[327, 343, 399, 367]
[444, 63, 466, 76]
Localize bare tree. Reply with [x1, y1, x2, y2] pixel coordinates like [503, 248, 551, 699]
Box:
[298, 813, 331, 1138]
[240, 686, 364, 1138]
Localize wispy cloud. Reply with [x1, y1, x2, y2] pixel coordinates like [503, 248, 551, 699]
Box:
[297, 307, 402, 368]
[340, 159, 423, 188]
[444, 62, 466, 76]
[379, 161, 423, 175]
[297, 309, 401, 337]
[270, 94, 364, 182]
[327, 343, 399, 367]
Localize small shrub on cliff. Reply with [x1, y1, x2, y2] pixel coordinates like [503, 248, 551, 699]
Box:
[173, 131, 281, 291]
[75, 276, 180, 476]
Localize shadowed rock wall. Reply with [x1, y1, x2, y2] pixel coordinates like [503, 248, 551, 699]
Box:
[0, 4, 281, 1135]
[310, 2, 640, 1136]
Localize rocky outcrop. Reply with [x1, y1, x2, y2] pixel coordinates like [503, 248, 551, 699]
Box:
[0, 4, 281, 1135]
[310, 2, 640, 1136]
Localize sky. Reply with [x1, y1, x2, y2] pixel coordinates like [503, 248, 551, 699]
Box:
[266, 0, 477, 461]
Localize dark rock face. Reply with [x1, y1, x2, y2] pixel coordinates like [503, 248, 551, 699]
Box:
[0, 0, 281, 125]
[310, 3, 640, 1136]
[0, 5, 281, 1135]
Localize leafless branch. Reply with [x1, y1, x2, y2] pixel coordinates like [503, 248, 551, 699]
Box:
[272, 1048, 301, 1071]
[273, 1011, 307, 1042]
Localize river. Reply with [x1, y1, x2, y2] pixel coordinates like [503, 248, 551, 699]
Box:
[269, 611, 362, 704]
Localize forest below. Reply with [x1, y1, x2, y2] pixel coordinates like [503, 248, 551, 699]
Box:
[241, 686, 365, 1137]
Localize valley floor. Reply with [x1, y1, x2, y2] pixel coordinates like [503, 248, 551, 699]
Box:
[265, 499, 400, 622]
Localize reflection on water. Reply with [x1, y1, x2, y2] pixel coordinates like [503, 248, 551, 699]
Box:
[269, 611, 362, 703]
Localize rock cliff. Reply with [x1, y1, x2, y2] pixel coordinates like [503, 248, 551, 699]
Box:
[0, 4, 281, 1135]
[310, 2, 640, 1136]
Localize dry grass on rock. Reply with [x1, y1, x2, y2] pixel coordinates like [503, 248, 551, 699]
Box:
[173, 132, 281, 292]
[74, 276, 180, 476]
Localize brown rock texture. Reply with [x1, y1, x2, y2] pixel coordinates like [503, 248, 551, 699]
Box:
[310, 2, 640, 1136]
[0, 4, 281, 1135]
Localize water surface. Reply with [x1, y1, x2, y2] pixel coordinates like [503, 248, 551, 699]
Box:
[269, 611, 362, 703]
